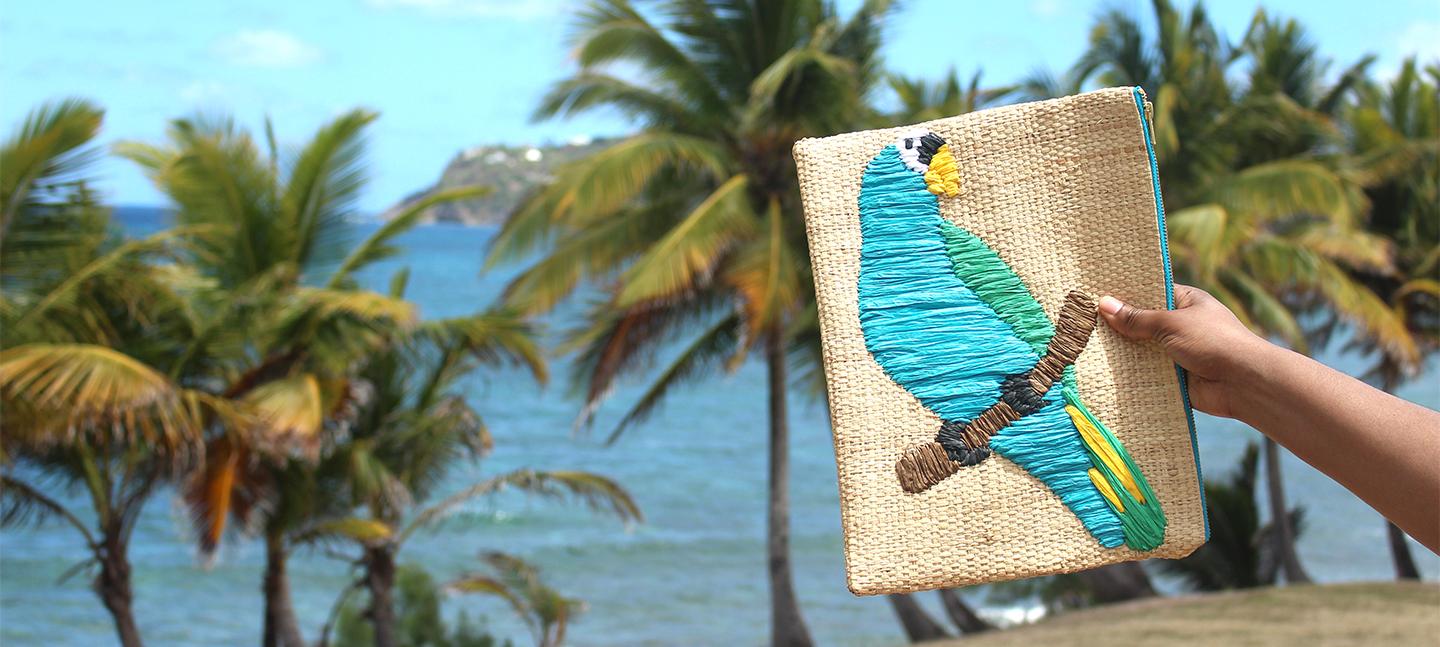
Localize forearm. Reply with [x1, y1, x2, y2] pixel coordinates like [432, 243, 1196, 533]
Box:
[1228, 344, 1440, 553]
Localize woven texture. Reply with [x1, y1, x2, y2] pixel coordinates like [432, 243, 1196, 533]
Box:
[793, 87, 1205, 595]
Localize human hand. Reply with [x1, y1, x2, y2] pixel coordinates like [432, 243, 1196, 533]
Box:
[1097, 284, 1274, 419]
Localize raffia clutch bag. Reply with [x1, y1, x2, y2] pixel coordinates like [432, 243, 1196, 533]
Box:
[793, 87, 1207, 595]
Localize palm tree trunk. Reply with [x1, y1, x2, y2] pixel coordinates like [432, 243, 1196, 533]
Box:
[262, 533, 306, 647]
[1387, 522, 1422, 580]
[938, 589, 994, 634]
[95, 530, 144, 647]
[1380, 376, 1421, 581]
[765, 329, 813, 647]
[887, 594, 950, 642]
[364, 545, 399, 647]
[1262, 437, 1311, 584]
[1078, 562, 1156, 603]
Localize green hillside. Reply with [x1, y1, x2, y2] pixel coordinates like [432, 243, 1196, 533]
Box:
[383, 138, 608, 225]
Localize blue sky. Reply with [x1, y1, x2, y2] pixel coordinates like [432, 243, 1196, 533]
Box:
[3, 0, 1437, 211]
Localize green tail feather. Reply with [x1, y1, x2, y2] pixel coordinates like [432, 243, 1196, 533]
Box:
[1063, 387, 1167, 551]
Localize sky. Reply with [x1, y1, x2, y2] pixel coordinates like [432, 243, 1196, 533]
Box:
[3, 0, 1437, 212]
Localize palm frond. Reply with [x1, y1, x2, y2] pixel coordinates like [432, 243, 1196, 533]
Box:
[1213, 159, 1355, 228]
[182, 437, 249, 555]
[0, 343, 209, 451]
[1293, 224, 1394, 274]
[1311, 259, 1420, 369]
[565, 0, 726, 122]
[1, 474, 97, 546]
[565, 288, 727, 430]
[1166, 204, 1229, 281]
[290, 287, 417, 325]
[268, 287, 417, 366]
[722, 197, 804, 332]
[614, 174, 754, 307]
[327, 185, 491, 288]
[485, 133, 732, 265]
[11, 227, 191, 331]
[448, 551, 581, 647]
[280, 108, 377, 277]
[746, 42, 856, 119]
[0, 98, 104, 237]
[420, 310, 548, 385]
[402, 469, 641, 542]
[116, 116, 279, 285]
[1220, 269, 1308, 351]
[244, 373, 326, 449]
[292, 516, 393, 547]
[604, 313, 743, 444]
[499, 201, 673, 315]
[537, 73, 707, 132]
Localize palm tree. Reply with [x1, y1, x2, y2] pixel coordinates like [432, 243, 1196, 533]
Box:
[487, 2, 893, 644]
[115, 109, 484, 647]
[1161, 443, 1307, 590]
[1337, 59, 1440, 580]
[1070, 0, 1414, 586]
[884, 68, 1013, 124]
[449, 552, 584, 647]
[313, 293, 641, 647]
[0, 100, 235, 647]
[333, 563, 505, 647]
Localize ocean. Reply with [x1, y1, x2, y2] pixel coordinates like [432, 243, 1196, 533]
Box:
[1, 206, 1435, 646]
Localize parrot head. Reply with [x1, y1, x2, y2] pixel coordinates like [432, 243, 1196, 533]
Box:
[895, 131, 961, 197]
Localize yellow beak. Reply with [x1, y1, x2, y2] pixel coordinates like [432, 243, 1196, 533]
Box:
[924, 144, 961, 197]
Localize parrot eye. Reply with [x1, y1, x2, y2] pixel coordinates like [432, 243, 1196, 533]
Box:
[896, 131, 946, 174]
[896, 133, 929, 174]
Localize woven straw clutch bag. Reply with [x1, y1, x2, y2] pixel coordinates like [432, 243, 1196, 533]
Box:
[793, 87, 1207, 595]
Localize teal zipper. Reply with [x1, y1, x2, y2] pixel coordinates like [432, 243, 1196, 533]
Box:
[1130, 86, 1209, 540]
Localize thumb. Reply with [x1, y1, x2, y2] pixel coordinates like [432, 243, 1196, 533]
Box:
[1098, 295, 1167, 342]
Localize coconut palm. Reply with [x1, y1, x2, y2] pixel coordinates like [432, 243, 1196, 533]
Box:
[448, 552, 583, 647]
[312, 291, 641, 647]
[0, 99, 234, 647]
[1070, 0, 1414, 586]
[1160, 443, 1306, 590]
[487, 1, 893, 644]
[1337, 59, 1440, 580]
[885, 68, 1013, 124]
[333, 563, 504, 647]
[115, 109, 486, 647]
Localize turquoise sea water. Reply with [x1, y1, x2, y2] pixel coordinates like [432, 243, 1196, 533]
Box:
[2, 207, 1435, 646]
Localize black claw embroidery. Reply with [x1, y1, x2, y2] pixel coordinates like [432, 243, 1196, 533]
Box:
[999, 373, 1047, 417]
[936, 419, 991, 465]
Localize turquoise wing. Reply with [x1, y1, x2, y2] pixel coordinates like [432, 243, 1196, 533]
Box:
[939, 220, 1076, 389]
[937, 220, 1166, 550]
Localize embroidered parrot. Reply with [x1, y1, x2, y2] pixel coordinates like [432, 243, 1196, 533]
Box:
[857, 131, 1166, 551]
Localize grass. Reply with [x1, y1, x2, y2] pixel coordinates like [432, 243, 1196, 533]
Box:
[929, 582, 1440, 646]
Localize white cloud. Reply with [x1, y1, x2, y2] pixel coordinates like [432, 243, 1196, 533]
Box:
[1393, 21, 1440, 65]
[214, 29, 322, 68]
[1369, 21, 1440, 81]
[179, 80, 228, 103]
[1030, 0, 1063, 19]
[363, 0, 565, 20]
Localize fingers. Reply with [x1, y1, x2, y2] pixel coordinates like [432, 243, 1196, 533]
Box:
[1097, 295, 1167, 341]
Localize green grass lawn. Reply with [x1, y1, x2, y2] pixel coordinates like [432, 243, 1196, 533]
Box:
[930, 582, 1440, 646]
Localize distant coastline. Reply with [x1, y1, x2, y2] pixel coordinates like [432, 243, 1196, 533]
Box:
[379, 138, 610, 226]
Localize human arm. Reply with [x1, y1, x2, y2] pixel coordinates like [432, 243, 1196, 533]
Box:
[1097, 284, 1440, 553]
